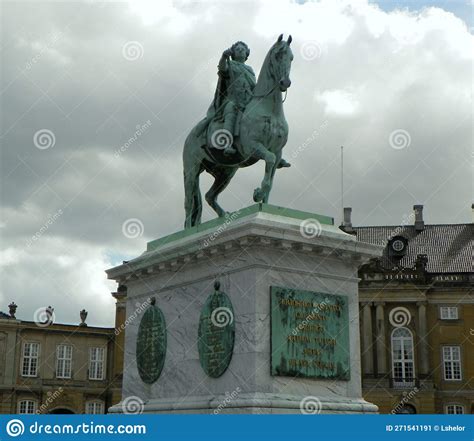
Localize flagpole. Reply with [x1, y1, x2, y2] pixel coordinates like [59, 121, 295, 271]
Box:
[341, 145, 344, 223]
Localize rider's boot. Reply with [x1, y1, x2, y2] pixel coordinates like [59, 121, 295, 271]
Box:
[277, 158, 291, 168]
[223, 113, 237, 155]
[224, 145, 237, 155]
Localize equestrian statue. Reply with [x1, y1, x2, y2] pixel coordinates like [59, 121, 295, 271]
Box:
[183, 34, 294, 228]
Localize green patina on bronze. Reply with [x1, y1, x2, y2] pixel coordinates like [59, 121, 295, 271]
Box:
[147, 203, 333, 252]
[198, 281, 235, 378]
[270, 286, 350, 380]
[183, 35, 295, 228]
[136, 297, 167, 384]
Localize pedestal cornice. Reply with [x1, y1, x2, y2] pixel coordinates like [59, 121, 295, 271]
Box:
[106, 204, 383, 283]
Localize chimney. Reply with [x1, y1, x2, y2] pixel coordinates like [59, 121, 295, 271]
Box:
[414, 204, 424, 231]
[471, 204, 474, 223]
[340, 207, 354, 234]
[8, 302, 17, 318]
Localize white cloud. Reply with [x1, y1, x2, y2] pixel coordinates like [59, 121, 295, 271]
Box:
[316, 89, 360, 117]
[128, 0, 195, 31]
[0, 248, 23, 267]
[254, 0, 355, 44]
[0, 237, 118, 327]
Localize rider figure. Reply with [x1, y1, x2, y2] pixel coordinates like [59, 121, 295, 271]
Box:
[218, 41, 255, 155]
[212, 41, 291, 167]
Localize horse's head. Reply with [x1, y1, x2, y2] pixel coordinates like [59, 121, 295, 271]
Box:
[269, 34, 294, 92]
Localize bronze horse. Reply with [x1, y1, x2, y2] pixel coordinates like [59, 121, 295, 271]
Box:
[183, 35, 293, 228]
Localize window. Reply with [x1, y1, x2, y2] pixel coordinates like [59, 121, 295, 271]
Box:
[445, 404, 464, 414]
[391, 327, 415, 388]
[443, 346, 462, 380]
[89, 347, 105, 380]
[86, 400, 105, 414]
[56, 344, 73, 378]
[18, 400, 37, 414]
[440, 306, 458, 320]
[22, 342, 40, 377]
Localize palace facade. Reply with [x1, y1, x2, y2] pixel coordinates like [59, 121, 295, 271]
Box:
[0, 288, 126, 414]
[341, 204, 473, 414]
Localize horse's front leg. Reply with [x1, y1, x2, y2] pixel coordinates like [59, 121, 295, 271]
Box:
[205, 167, 237, 217]
[248, 141, 276, 203]
[262, 150, 281, 203]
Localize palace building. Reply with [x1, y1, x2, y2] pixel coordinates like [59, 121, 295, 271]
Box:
[341, 204, 474, 414]
[0, 288, 125, 414]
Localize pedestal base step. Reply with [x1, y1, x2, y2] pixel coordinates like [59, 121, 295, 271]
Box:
[109, 393, 378, 414]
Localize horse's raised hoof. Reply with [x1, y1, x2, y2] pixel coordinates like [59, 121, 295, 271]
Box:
[253, 188, 264, 202]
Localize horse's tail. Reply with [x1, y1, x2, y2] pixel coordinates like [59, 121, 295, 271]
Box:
[183, 121, 207, 228]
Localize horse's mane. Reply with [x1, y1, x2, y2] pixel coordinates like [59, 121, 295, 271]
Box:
[253, 41, 284, 96]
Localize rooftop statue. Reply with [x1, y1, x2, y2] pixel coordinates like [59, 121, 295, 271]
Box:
[183, 34, 293, 228]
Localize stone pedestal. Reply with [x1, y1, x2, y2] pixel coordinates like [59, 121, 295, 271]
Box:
[107, 204, 383, 414]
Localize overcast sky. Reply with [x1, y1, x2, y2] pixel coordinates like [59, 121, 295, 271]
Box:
[1, 0, 472, 327]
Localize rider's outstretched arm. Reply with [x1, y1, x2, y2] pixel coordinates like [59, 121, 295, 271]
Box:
[218, 49, 231, 76]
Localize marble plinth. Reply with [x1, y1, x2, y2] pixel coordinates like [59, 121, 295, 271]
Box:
[107, 204, 383, 414]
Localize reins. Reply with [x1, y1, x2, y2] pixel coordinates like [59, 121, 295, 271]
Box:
[252, 82, 288, 103]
